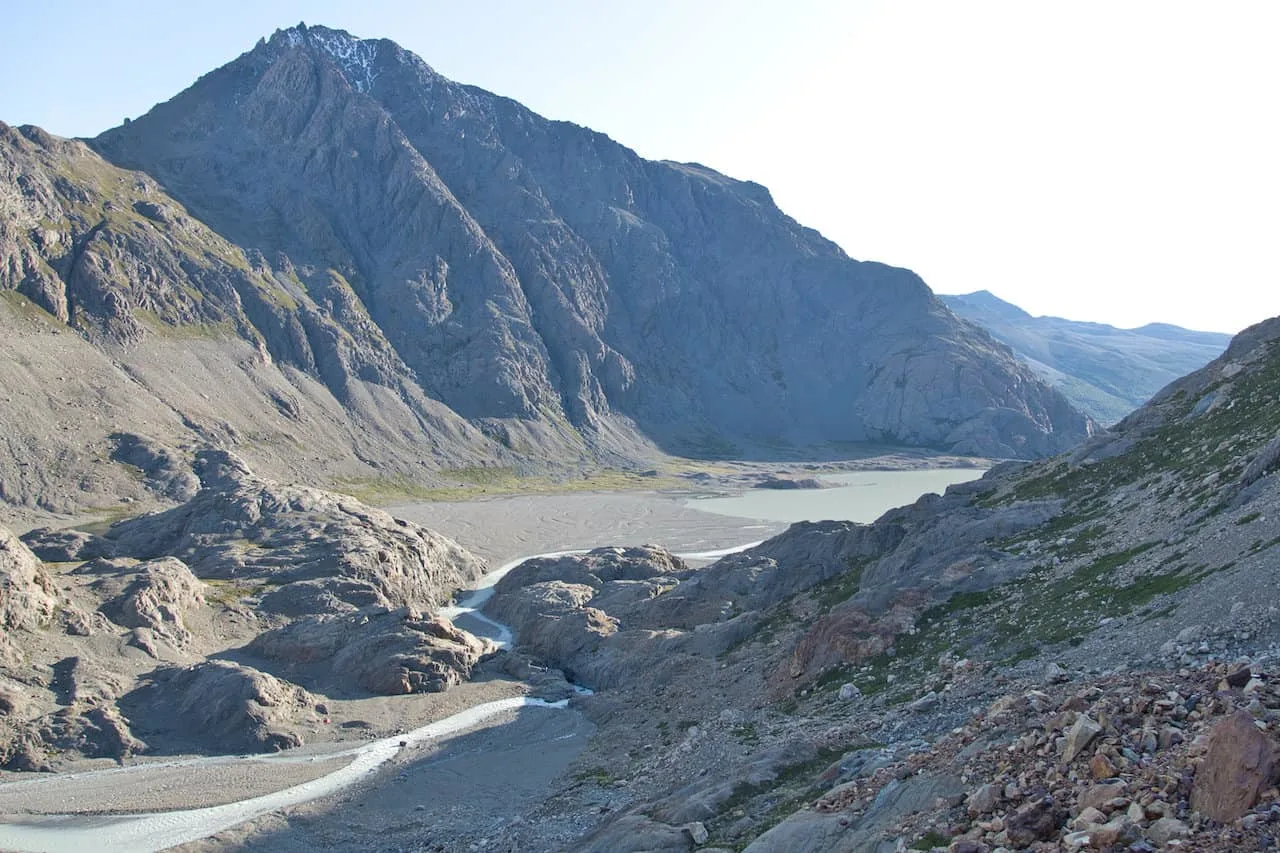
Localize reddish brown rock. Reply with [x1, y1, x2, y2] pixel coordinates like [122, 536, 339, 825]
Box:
[1225, 667, 1253, 689]
[1089, 752, 1117, 780]
[1078, 780, 1127, 813]
[1006, 797, 1063, 846]
[1190, 711, 1280, 822]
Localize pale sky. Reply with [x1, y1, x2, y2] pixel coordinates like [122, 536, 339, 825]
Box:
[2, 1, 1276, 334]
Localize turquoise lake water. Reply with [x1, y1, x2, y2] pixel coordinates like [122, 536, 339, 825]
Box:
[686, 468, 987, 524]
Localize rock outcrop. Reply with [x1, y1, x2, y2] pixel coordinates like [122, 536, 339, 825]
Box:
[19, 527, 116, 562]
[106, 450, 486, 615]
[486, 546, 711, 689]
[248, 606, 494, 695]
[0, 462, 494, 768]
[0, 525, 57, 632]
[121, 660, 315, 754]
[93, 557, 206, 649]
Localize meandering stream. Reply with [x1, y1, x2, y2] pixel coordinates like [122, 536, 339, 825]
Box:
[0, 542, 763, 853]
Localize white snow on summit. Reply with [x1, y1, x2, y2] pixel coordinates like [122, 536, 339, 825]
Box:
[283, 25, 381, 94]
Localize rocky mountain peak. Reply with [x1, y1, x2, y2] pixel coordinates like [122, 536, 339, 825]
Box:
[268, 23, 388, 94]
[84, 25, 1094, 462]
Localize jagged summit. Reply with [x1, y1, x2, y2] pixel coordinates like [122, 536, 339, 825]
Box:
[277, 24, 383, 93]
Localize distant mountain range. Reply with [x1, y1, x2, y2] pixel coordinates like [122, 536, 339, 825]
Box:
[0, 24, 1092, 512]
[941, 291, 1231, 423]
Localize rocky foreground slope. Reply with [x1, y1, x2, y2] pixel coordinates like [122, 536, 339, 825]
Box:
[0, 451, 493, 770]
[460, 315, 1280, 852]
[2, 23, 1092, 515]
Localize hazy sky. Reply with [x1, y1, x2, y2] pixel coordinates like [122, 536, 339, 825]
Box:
[3, 1, 1276, 333]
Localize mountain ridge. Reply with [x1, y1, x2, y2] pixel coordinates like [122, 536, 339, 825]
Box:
[91, 24, 1090, 456]
[3, 24, 1093, 514]
[941, 289, 1231, 424]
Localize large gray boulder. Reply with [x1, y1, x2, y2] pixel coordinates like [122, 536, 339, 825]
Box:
[248, 607, 495, 695]
[121, 660, 315, 754]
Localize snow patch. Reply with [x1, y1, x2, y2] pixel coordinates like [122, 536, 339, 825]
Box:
[283, 26, 381, 94]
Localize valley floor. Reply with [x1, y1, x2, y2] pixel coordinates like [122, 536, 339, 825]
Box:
[0, 461, 831, 850]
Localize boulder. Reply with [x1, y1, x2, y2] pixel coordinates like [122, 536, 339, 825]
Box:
[1146, 816, 1190, 846]
[1006, 797, 1063, 847]
[1062, 715, 1103, 763]
[966, 782, 1001, 816]
[1190, 710, 1280, 822]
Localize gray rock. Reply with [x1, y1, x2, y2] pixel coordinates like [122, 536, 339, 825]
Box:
[744, 774, 962, 852]
[1062, 715, 1103, 763]
[966, 782, 1001, 816]
[576, 814, 693, 853]
[0, 525, 57, 632]
[1145, 816, 1190, 846]
[95, 557, 206, 648]
[683, 820, 709, 844]
[40, 704, 146, 762]
[248, 607, 495, 695]
[121, 660, 314, 754]
[19, 528, 116, 562]
[107, 450, 485, 615]
[109, 433, 200, 502]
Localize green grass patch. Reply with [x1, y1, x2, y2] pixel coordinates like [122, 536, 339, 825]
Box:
[812, 557, 869, 612]
[77, 505, 143, 537]
[912, 830, 951, 850]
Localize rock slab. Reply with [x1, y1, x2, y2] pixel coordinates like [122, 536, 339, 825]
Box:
[1190, 710, 1280, 822]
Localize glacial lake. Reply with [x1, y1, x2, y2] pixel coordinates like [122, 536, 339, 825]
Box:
[686, 468, 987, 524]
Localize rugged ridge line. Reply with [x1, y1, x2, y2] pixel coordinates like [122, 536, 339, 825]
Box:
[942, 290, 1231, 424]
